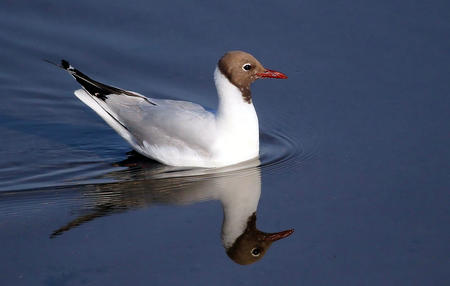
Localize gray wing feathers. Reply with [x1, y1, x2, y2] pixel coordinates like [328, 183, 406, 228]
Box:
[62, 61, 216, 160]
[106, 97, 216, 150]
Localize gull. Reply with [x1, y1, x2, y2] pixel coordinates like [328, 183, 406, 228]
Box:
[55, 51, 287, 167]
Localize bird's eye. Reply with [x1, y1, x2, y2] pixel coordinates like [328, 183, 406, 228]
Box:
[251, 247, 261, 257]
[242, 64, 252, 71]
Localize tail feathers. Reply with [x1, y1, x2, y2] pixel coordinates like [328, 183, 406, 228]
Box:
[46, 59, 156, 105]
[74, 89, 143, 156]
[74, 89, 132, 136]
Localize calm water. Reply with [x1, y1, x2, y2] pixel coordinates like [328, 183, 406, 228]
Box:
[1, 0, 449, 285]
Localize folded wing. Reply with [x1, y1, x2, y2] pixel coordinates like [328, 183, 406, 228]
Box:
[59, 60, 216, 165]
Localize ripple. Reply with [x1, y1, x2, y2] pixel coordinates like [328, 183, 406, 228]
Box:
[0, 128, 301, 194]
[259, 129, 298, 170]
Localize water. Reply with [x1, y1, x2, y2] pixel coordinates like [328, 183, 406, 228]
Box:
[0, 0, 449, 285]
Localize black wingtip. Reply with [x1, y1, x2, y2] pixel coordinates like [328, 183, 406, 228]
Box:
[43, 58, 72, 70]
[61, 59, 70, 69]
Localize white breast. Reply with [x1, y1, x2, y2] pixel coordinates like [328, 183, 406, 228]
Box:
[212, 67, 260, 166]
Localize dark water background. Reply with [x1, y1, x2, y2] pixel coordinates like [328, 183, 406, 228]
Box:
[0, 0, 449, 285]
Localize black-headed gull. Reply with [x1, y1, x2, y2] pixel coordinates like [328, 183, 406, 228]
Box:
[57, 51, 287, 167]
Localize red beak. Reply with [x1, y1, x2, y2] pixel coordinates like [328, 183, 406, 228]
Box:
[264, 229, 294, 241]
[256, 69, 288, 79]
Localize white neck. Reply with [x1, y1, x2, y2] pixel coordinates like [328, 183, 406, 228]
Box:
[214, 67, 254, 117]
[212, 67, 259, 164]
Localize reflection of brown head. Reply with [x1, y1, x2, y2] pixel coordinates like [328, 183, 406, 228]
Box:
[226, 213, 294, 265]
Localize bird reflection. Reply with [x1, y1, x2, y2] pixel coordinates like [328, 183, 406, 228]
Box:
[52, 152, 293, 265]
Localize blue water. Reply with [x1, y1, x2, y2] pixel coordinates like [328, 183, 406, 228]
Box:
[0, 0, 449, 285]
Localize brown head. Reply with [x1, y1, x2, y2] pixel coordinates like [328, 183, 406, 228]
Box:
[226, 213, 294, 265]
[218, 51, 287, 103]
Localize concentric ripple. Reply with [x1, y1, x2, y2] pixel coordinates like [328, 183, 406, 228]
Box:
[0, 129, 300, 194]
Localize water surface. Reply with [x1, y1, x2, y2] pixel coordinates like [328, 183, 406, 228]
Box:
[0, 0, 449, 285]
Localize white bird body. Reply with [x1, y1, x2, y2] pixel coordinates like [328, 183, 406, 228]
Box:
[74, 67, 258, 167]
[61, 51, 286, 167]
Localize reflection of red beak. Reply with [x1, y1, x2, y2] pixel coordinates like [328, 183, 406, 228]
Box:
[264, 229, 294, 241]
[256, 69, 288, 79]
